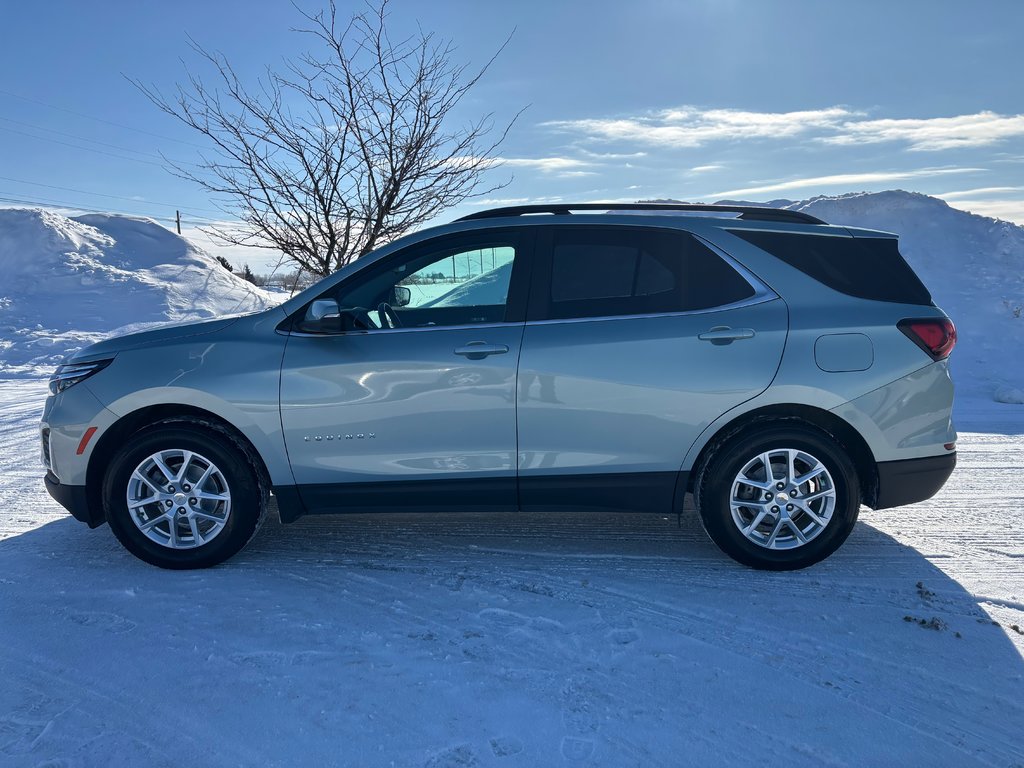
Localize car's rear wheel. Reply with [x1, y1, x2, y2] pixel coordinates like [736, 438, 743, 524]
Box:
[103, 420, 267, 569]
[695, 424, 860, 570]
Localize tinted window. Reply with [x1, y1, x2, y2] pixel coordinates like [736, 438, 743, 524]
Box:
[544, 228, 755, 320]
[552, 244, 641, 301]
[635, 252, 676, 296]
[731, 230, 933, 305]
[685, 239, 760, 310]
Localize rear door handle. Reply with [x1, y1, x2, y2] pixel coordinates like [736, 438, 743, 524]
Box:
[454, 342, 510, 359]
[698, 326, 755, 345]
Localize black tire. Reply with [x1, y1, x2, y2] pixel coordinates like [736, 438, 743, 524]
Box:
[694, 422, 860, 570]
[103, 419, 267, 569]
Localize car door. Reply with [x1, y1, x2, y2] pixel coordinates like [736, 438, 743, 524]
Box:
[280, 228, 533, 513]
[517, 224, 788, 513]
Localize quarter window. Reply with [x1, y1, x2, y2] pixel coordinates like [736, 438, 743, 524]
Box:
[730, 229, 933, 305]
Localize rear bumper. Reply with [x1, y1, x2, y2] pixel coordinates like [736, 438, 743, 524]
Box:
[874, 452, 956, 510]
[44, 471, 105, 528]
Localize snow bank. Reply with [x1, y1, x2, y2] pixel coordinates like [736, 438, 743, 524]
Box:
[0, 209, 276, 376]
[781, 191, 1024, 401]
[994, 386, 1024, 404]
[705, 191, 1024, 401]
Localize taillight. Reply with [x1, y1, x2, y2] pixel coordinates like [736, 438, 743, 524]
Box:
[898, 318, 956, 360]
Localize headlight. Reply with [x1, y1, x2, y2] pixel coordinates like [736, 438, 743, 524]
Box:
[48, 359, 112, 396]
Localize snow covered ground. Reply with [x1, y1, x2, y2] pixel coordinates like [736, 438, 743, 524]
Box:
[1, 377, 1022, 767]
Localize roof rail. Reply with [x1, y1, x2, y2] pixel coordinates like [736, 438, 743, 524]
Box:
[457, 202, 826, 225]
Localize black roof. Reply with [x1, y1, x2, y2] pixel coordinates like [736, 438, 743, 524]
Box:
[457, 202, 826, 226]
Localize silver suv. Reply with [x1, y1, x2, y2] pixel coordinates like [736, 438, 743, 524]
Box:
[41, 203, 957, 570]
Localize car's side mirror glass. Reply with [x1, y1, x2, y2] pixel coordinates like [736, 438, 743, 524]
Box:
[391, 285, 411, 308]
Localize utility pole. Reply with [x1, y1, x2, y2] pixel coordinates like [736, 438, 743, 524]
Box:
[175, 210, 181, 235]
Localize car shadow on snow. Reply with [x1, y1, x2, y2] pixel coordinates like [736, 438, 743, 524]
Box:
[2, 507, 1023, 766]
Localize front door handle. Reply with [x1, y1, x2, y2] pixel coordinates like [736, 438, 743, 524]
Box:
[454, 341, 510, 360]
[698, 326, 755, 345]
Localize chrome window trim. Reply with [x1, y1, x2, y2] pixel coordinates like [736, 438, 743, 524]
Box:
[523, 294, 778, 327]
[286, 320, 519, 338]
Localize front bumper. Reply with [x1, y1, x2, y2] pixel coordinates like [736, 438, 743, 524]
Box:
[874, 452, 956, 510]
[44, 471, 105, 528]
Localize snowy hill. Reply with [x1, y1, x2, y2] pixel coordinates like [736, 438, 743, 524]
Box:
[638, 191, 1024, 401]
[764, 191, 1024, 402]
[671, 190, 1024, 402]
[0, 209, 276, 376]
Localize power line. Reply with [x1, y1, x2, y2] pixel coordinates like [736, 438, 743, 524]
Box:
[0, 124, 172, 168]
[0, 191, 216, 226]
[0, 174, 225, 217]
[0, 115, 185, 164]
[0, 87, 208, 149]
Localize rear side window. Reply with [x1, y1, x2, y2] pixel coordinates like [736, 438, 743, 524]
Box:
[732, 230, 932, 305]
[543, 227, 755, 320]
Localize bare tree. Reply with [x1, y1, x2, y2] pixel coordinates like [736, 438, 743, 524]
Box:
[132, 1, 517, 277]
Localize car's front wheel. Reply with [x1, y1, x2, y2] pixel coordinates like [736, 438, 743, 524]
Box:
[103, 420, 267, 569]
[694, 423, 860, 570]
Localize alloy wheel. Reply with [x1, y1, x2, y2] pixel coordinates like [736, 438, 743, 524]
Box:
[729, 448, 836, 550]
[125, 449, 232, 549]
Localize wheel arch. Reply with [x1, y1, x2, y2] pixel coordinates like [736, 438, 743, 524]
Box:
[686, 404, 879, 508]
[85, 404, 276, 526]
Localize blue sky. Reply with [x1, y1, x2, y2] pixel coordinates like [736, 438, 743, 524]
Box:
[2, 0, 1023, 271]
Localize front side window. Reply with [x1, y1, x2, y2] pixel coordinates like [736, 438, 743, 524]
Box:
[329, 236, 520, 331]
[542, 227, 755, 320]
[401, 245, 516, 309]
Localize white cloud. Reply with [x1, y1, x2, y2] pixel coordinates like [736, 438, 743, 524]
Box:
[943, 198, 1024, 225]
[492, 156, 599, 179]
[498, 157, 591, 173]
[545, 107, 856, 149]
[690, 164, 723, 173]
[577, 150, 648, 160]
[468, 195, 565, 207]
[545, 105, 1024, 152]
[936, 186, 1024, 200]
[935, 184, 1024, 223]
[824, 112, 1024, 151]
[709, 167, 984, 198]
[443, 155, 498, 171]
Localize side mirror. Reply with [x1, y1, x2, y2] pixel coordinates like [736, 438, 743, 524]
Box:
[299, 299, 342, 333]
[391, 285, 411, 308]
